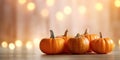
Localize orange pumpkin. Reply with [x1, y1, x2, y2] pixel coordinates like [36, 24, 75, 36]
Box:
[90, 32, 115, 54]
[40, 30, 65, 54]
[68, 33, 89, 54]
[82, 29, 99, 52]
[56, 29, 71, 53]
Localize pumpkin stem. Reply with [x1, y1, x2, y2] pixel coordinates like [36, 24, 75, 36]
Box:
[99, 32, 102, 38]
[64, 29, 68, 36]
[75, 33, 80, 38]
[50, 30, 55, 38]
[84, 29, 88, 34]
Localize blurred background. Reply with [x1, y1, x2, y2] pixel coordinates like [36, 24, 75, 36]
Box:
[0, 0, 120, 50]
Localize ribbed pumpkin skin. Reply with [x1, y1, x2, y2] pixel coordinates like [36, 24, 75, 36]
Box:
[56, 30, 71, 53]
[90, 38, 115, 54]
[40, 38, 65, 54]
[84, 34, 99, 41]
[56, 36, 71, 53]
[68, 36, 89, 54]
[83, 34, 99, 52]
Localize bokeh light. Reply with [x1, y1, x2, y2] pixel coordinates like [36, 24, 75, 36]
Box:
[119, 40, 120, 46]
[56, 11, 64, 21]
[64, 6, 72, 15]
[15, 40, 22, 47]
[9, 43, 15, 50]
[40, 8, 49, 18]
[46, 0, 55, 7]
[18, 0, 26, 5]
[27, 2, 35, 11]
[95, 2, 103, 11]
[1, 41, 8, 48]
[26, 41, 33, 49]
[33, 38, 40, 48]
[114, 0, 120, 8]
[33, 38, 40, 45]
[78, 6, 87, 15]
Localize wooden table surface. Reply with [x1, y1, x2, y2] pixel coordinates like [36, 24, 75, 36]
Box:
[0, 47, 120, 60]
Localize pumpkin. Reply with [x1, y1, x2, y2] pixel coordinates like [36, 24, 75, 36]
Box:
[90, 32, 115, 54]
[56, 29, 71, 53]
[39, 30, 65, 54]
[82, 29, 99, 52]
[68, 33, 89, 54]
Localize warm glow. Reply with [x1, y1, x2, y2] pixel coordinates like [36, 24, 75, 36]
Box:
[64, 6, 72, 15]
[78, 6, 87, 15]
[40, 8, 49, 18]
[56, 11, 64, 21]
[33, 38, 40, 44]
[114, 0, 120, 8]
[9, 43, 15, 50]
[15, 40, 22, 47]
[119, 40, 120, 45]
[33, 38, 40, 48]
[1, 41, 8, 48]
[18, 0, 26, 5]
[46, 0, 55, 7]
[26, 41, 33, 49]
[95, 2, 103, 11]
[27, 2, 35, 11]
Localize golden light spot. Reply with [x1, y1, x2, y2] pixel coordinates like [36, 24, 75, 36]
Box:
[18, 0, 26, 5]
[33, 38, 40, 44]
[78, 6, 87, 15]
[27, 2, 35, 11]
[15, 40, 22, 47]
[33, 38, 40, 48]
[119, 40, 120, 45]
[46, 0, 55, 7]
[1, 41, 8, 48]
[40, 8, 49, 18]
[56, 11, 64, 21]
[95, 2, 103, 11]
[9, 43, 15, 50]
[114, 0, 120, 8]
[26, 41, 33, 49]
[64, 6, 72, 15]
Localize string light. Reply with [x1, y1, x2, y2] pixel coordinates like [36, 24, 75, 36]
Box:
[95, 2, 103, 11]
[40, 8, 49, 18]
[56, 11, 64, 21]
[64, 6, 72, 15]
[114, 0, 120, 8]
[1, 41, 8, 48]
[78, 6, 87, 15]
[46, 0, 55, 7]
[15, 40, 22, 47]
[27, 2, 35, 11]
[9, 43, 15, 50]
[18, 0, 26, 5]
[26, 41, 33, 49]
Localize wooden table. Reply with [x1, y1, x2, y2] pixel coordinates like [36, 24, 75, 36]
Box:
[0, 47, 120, 60]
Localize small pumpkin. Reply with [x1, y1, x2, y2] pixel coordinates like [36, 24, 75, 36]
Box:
[90, 32, 115, 54]
[82, 29, 99, 52]
[68, 33, 89, 54]
[56, 29, 71, 53]
[39, 30, 65, 54]
[83, 29, 99, 41]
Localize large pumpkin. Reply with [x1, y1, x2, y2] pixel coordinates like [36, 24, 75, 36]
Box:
[82, 29, 99, 52]
[90, 32, 115, 54]
[40, 30, 65, 54]
[68, 33, 89, 54]
[56, 29, 71, 53]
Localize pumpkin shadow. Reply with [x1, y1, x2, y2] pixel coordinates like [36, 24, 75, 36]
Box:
[40, 52, 107, 56]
